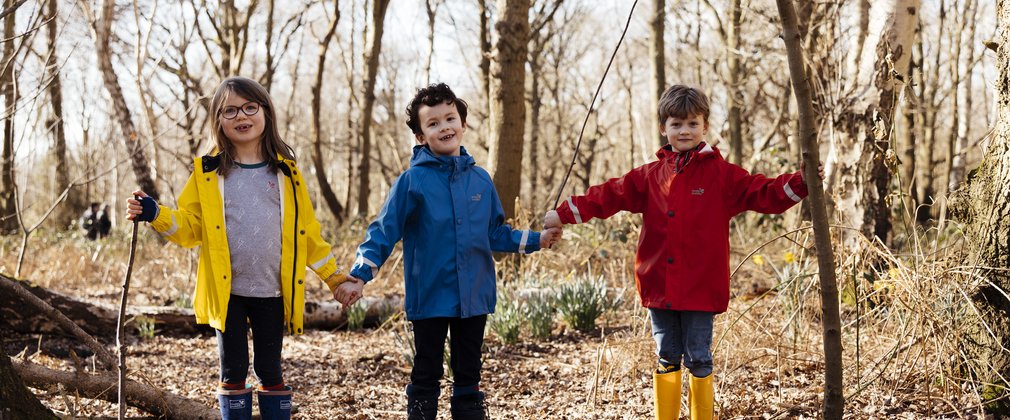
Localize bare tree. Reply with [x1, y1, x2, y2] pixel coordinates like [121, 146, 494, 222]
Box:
[78, 0, 160, 200]
[946, 0, 979, 193]
[310, 1, 345, 225]
[775, 3, 844, 418]
[525, 0, 564, 207]
[356, 0, 390, 216]
[649, 0, 665, 150]
[0, 0, 20, 234]
[488, 0, 531, 219]
[43, 0, 82, 229]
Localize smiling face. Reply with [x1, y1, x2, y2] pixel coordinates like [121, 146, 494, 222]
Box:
[415, 101, 466, 157]
[661, 113, 708, 153]
[218, 92, 266, 153]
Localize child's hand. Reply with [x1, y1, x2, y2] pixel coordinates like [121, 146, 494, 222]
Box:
[126, 190, 158, 222]
[540, 227, 563, 248]
[543, 210, 562, 229]
[334, 276, 364, 306]
[800, 162, 825, 181]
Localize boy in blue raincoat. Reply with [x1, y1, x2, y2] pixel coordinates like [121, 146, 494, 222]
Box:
[335, 83, 562, 420]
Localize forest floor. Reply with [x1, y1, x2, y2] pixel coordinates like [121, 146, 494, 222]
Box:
[0, 215, 1002, 419]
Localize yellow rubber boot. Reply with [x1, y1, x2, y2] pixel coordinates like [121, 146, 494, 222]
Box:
[688, 373, 714, 420]
[653, 367, 682, 420]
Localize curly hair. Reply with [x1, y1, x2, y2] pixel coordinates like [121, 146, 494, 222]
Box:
[405, 83, 469, 135]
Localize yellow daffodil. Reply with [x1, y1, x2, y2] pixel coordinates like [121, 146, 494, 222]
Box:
[783, 251, 796, 264]
[753, 254, 765, 266]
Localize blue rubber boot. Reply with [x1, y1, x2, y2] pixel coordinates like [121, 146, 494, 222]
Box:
[257, 385, 293, 420]
[217, 385, 253, 420]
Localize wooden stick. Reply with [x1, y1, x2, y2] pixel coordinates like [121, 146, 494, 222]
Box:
[116, 219, 140, 419]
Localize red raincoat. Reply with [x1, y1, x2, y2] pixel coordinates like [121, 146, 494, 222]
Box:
[555, 144, 808, 313]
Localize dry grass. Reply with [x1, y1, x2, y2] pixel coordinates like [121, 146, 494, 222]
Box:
[1, 210, 1007, 418]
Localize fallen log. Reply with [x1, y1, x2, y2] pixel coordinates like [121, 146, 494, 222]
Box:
[0, 274, 404, 337]
[12, 358, 218, 419]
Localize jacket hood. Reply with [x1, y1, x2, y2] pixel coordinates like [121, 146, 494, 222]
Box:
[410, 145, 475, 173]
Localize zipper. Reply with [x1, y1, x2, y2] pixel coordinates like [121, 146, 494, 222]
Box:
[282, 162, 299, 332]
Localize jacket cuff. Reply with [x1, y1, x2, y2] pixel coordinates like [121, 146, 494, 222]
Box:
[149, 205, 173, 233]
[350, 263, 375, 283]
[523, 231, 542, 254]
[787, 171, 809, 201]
[556, 198, 580, 224]
[323, 272, 350, 293]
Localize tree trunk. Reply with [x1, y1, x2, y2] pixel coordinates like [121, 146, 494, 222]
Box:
[833, 0, 919, 250]
[0, 353, 56, 420]
[775, 3, 844, 418]
[479, 0, 493, 152]
[1, 0, 18, 235]
[951, 2, 1010, 413]
[487, 0, 530, 220]
[90, 0, 160, 200]
[947, 0, 978, 193]
[311, 2, 345, 225]
[45, 0, 81, 230]
[649, 0, 665, 151]
[356, 0, 391, 217]
[726, 0, 743, 165]
[13, 359, 219, 419]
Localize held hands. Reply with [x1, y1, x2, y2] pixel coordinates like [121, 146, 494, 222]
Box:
[334, 276, 365, 307]
[543, 210, 562, 229]
[540, 227, 563, 248]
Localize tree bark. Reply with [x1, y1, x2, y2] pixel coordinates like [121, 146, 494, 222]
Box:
[951, 1, 1010, 413]
[726, 0, 743, 165]
[13, 359, 219, 419]
[649, 0, 666, 151]
[947, 0, 978, 193]
[45, 0, 81, 230]
[1, 0, 19, 234]
[776, 1, 844, 417]
[311, 2, 345, 225]
[356, 0, 391, 217]
[0, 353, 56, 420]
[833, 0, 919, 250]
[86, 0, 160, 200]
[488, 0, 531, 220]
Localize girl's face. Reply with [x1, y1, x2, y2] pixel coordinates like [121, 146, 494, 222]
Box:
[219, 92, 266, 151]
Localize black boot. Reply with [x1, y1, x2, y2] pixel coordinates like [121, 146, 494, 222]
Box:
[450, 391, 488, 420]
[406, 384, 439, 420]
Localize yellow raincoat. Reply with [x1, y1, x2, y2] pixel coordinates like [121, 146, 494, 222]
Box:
[150, 154, 346, 334]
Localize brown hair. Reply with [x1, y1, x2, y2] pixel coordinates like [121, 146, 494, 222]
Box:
[658, 85, 710, 126]
[208, 76, 294, 176]
[405, 83, 468, 136]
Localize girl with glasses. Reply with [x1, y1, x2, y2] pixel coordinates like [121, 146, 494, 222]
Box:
[124, 76, 349, 420]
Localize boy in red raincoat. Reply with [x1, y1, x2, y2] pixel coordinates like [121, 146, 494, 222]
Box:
[544, 85, 819, 420]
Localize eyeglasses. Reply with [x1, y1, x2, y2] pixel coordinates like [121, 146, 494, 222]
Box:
[220, 101, 261, 120]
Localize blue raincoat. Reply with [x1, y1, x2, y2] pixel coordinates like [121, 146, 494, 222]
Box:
[350, 145, 541, 320]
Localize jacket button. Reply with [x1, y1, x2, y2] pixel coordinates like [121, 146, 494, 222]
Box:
[216, 225, 220, 229]
[665, 303, 671, 309]
[296, 327, 302, 333]
[300, 230, 305, 235]
[297, 279, 303, 285]
[296, 181, 300, 186]
[668, 211, 674, 217]
[223, 275, 227, 279]
[667, 257, 673, 263]
[205, 177, 210, 182]
[456, 218, 462, 225]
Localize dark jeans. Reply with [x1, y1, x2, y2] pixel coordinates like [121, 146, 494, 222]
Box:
[217, 295, 285, 387]
[648, 309, 714, 377]
[408, 315, 487, 397]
